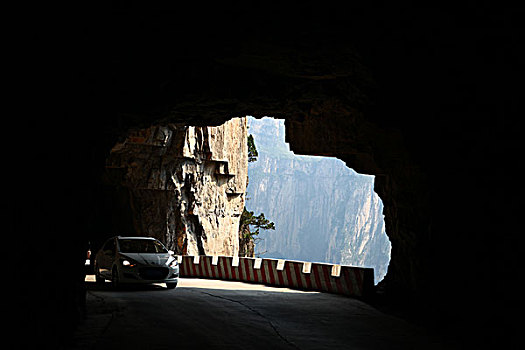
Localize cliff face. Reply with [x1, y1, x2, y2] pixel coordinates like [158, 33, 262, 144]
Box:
[105, 117, 248, 256]
[247, 117, 390, 283]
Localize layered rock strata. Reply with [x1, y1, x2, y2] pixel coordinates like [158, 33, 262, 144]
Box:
[105, 117, 248, 256]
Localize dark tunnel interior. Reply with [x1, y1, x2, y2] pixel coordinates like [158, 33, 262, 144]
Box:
[10, 2, 522, 348]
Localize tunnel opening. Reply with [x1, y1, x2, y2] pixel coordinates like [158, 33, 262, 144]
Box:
[98, 116, 390, 285]
[246, 116, 391, 284]
[96, 115, 388, 285]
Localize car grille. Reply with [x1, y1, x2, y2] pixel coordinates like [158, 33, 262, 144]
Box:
[139, 267, 169, 280]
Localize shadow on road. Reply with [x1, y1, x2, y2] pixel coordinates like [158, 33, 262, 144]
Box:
[76, 277, 461, 350]
[84, 280, 168, 292]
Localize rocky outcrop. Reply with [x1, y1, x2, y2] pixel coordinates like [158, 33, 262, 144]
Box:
[247, 117, 391, 283]
[105, 118, 248, 256]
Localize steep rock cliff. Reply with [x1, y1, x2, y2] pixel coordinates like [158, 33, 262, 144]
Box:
[247, 117, 391, 283]
[105, 117, 248, 256]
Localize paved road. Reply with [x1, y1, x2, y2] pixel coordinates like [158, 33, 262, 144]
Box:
[70, 277, 458, 349]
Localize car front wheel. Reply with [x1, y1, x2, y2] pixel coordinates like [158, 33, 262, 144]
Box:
[166, 282, 177, 289]
[94, 264, 105, 283]
[95, 273, 105, 284]
[112, 267, 120, 289]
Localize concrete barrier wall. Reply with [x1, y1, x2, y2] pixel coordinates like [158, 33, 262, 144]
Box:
[177, 255, 374, 298]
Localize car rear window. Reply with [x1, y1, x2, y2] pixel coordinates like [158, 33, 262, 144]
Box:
[118, 239, 168, 253]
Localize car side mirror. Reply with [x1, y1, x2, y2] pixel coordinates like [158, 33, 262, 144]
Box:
[168, 250, 174, 255]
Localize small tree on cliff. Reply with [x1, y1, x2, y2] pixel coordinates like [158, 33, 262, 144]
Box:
[239, 132, 275, 257]
[240, 209, 275, 237]
[247, 134, 258, 163]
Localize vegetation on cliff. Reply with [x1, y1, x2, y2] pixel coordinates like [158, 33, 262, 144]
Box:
[239, 130, 275, 257]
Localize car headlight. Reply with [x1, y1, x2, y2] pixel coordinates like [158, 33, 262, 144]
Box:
[121, 259, 136, 267]
[169, 259, 179, 268]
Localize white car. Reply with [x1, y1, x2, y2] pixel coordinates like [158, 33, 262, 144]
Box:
[94, 236, 179, 289]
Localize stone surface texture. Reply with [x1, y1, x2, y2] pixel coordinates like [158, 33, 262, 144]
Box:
[105, 118, 248, 256]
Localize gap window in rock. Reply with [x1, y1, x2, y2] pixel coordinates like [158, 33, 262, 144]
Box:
[246, 117, 391, 284]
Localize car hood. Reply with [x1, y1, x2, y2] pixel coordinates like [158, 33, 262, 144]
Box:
[120, 252, 171, 266]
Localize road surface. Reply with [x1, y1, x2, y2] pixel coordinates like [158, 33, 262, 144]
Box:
[69, 277, 457, 349]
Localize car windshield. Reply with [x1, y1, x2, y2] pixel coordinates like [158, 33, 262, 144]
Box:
[118, 239, 168, 254]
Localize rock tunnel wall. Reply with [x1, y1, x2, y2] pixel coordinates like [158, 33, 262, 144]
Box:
[105, 118, 248, 256]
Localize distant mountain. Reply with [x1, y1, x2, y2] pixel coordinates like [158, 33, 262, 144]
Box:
[247, 117, 391, 284]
